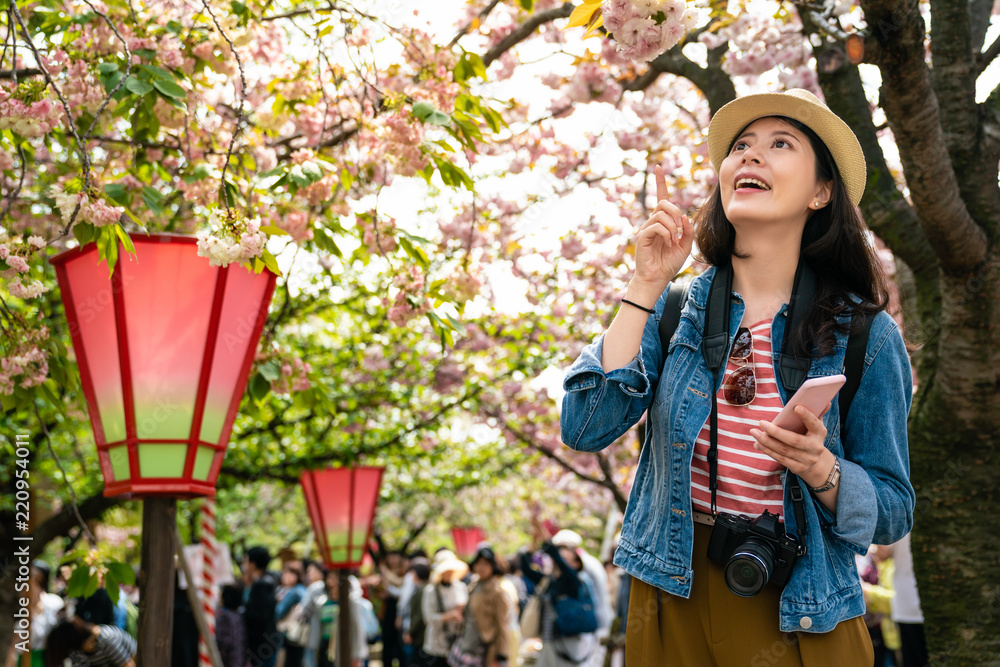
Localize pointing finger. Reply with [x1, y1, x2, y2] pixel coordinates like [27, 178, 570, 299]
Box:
[655, 164, 669, 203]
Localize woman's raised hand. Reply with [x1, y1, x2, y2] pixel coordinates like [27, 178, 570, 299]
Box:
[629, 165, 694, 302]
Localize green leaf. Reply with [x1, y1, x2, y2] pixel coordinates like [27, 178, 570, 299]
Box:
[104, 182, 130, 205]
[398, 237, 430, 268]
[411, 101, 435, 121]
[260, 225, 289, 236]
[83, 570, 101, 598]
[66, 565, 91, 599]
[140, 186, 165, 215]
[249, 373, 271, 402]
[97, 62, 119, 74]
[101, 70, 125, 95]
[258, 361, 281, 382]
[73, 222, 97, 246]
[301, 162, 323, 181]
[138, 64, 176, 81]
[518, 0, 534, 10]
[125, 77, 155, 96]
[152, 78, 186, 100]
[114, 224, 135, 254]
[107, 562, 136, 585]
[105, 570, 121, 605]
[339, 168, 354, 189]
[260, 248, 282, 276]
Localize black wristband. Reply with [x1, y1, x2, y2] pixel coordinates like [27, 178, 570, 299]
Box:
[621, 298, 655, 314]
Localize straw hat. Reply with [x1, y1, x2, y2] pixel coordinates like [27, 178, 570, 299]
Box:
[430, 550, 469, 584]
[551, 530, 583, 549]
[707, 89, 866, 206]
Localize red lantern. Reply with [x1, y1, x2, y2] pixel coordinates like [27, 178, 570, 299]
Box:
[51, 234, 276, 497]
[301, 467, 384, 569]
[451, 526, 485, 560]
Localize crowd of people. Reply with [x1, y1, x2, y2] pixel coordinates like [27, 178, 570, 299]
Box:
[12, 525, 929, 667]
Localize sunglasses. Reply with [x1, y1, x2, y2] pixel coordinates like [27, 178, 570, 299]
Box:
[722, 327, 756, 406]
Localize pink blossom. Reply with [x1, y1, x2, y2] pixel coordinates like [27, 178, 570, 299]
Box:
[6, 255, 29, 273]
[602, 0, 637, 35]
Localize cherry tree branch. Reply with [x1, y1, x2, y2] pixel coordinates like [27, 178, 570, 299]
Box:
[0, 67, 41, 78]
[450, 0, 503, 47]
[482, 2, 574, 67]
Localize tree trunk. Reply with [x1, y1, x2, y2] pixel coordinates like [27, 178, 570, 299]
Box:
[909, 256, 1000, 664]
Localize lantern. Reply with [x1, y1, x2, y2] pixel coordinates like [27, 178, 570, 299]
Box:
[51, 234, 277, 497]
[300, 466, 384, 569]
[451, 526, 485, 560]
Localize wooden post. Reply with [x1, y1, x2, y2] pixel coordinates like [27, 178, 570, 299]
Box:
[137, 498, 177, 667]
[337, 569, 351, 667]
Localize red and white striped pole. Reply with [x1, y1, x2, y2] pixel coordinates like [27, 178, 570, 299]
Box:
[198, 498, 218, 667]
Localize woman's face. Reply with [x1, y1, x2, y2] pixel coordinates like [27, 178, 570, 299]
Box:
[718, 116, 832, 234]
[472, 558, 493, 580]
[281, 568, 299, 587]
[307, 563, 323, 584]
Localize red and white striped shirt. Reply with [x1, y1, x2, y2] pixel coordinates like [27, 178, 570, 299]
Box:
[691, 319, 786, 518]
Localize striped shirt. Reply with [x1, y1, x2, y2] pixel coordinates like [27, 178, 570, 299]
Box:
[691, 319, 786, 518]
[69, 625, 136, 667]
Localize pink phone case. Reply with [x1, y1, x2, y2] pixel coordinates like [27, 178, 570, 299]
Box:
[772, 374, 847, 434]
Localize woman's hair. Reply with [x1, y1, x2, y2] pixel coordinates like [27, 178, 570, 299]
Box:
[282, 563, 304, 585]
[221, 583, 244, 611]
[694, 116, 889, 358]
[44, 620, 89, 667]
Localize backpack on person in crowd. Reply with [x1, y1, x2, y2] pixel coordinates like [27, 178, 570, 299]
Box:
[409, 584, 428, 648]
[553, 577, 598, 636]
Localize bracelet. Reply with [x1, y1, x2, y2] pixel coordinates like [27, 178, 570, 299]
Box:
[621, 298, 655, 314]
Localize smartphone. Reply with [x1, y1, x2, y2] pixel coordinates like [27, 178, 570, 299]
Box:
[772, 374, 847, 434]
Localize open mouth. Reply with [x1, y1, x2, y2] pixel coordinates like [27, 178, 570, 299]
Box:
[735, 178, 771, 191]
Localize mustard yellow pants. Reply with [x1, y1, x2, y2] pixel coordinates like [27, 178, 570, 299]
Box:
[625, 524, 874, 667]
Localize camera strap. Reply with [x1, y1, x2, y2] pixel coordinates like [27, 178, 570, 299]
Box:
[702, 261, 815, 540]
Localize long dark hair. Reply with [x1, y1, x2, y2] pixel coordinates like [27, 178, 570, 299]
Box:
[694, 116, 889, 358]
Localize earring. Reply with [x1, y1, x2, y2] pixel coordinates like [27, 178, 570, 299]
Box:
[813, 202, 820, 208]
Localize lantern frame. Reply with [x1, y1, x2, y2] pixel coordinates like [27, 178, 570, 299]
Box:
[301, 466, 384, 569]
[51, 234, 277, 497]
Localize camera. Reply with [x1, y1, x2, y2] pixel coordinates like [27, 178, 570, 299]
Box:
[706, 510, 805, 597]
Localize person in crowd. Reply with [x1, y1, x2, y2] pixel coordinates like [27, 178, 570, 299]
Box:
[242, 546, 279, 667]
[315, 569, 368, 667]
[887, 534, 929, 667]
[404, 560, 432, 667]
[560, 88, 914, 665]
[73, 589, 116, 628]
[421, 551, 469, 667]
[452, 546, 512, 667]
[399, 556, 429, 664]
[551, 530, 612, 667]
[44, 617, 136, 667]
[216, 583, 247, 667]
[378, 550, 409, 667]
[26, 560, 65, 667]
[520, 543, 597, 667]
[276, 561, 308, 667]
[859, 545, 899, 666]
[299, 560, 327, 667]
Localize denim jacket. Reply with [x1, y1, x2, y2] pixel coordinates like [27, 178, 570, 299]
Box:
[560, 267, 915, 634]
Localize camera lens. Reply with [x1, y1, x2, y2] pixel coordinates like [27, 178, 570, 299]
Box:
[724, 537, 776, 597]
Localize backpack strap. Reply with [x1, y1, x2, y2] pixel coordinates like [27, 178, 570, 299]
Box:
[657, 281, 691, 355]
[838, 307, 875, 429]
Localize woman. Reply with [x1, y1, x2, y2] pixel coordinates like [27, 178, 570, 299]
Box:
[520, 543, 597, 667]
[449, 546, 512, 667]
[44, 618, 136, 667]
[422, 551, 470, 667]
[560, 89, 914, 665]
[275, 562, 308, 667]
